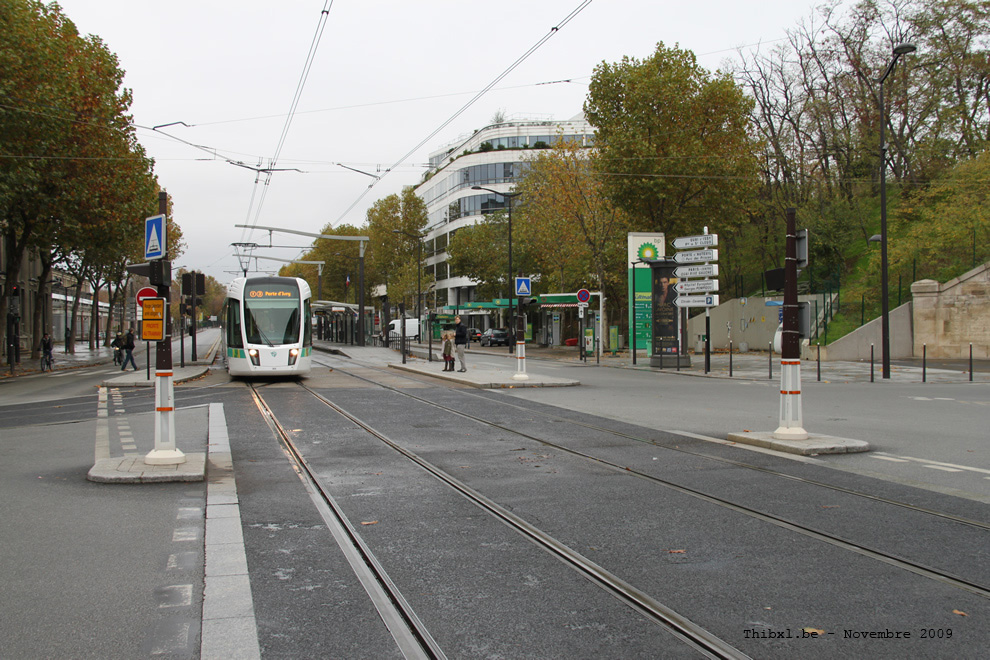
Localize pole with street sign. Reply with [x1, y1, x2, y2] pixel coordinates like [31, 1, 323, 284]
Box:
[137, 194, 184, 465]
[513, 277, 530, 380]
[672, 231, 720, 372]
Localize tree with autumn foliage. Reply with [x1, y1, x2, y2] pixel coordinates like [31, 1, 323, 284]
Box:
[584, 42, 760, 243]
[364, 187, 430, 311]
[515, 140, 632, 344]
[1, 0, 165, 354]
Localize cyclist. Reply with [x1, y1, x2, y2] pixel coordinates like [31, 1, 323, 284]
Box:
[111, 332, 124, 365]
[41, 332, 54, 371]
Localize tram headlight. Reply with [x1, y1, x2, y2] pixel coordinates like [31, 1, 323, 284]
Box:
[288, 347, 300, 366]
[247, 348, 260, 366]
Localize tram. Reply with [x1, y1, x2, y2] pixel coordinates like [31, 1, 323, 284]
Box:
[222, 276, 313, 376]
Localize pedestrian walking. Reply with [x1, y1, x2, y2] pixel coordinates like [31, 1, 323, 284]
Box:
[121, 327, 138, 371]
[441, 330, 455, 371]
[454, 315, 468, 372]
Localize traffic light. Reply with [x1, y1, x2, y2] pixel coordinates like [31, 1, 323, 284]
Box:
[795, 229, 809, 270]
[518, 296, 538, 307]
[126, 260, 171, 286]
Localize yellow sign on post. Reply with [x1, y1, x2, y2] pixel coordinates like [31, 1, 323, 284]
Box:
[141, 298, 166, 341]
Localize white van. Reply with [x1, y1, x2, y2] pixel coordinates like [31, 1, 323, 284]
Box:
[388, 318, 420, 341]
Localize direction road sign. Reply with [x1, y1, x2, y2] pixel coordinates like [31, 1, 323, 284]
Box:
[674, 279, 719, 294]
[673, 294, 720, 308]
[135, 286, 158, 305]
[672, 248, 718, 264]
[672, 234, 718, 250]
[673, 264, 719, 279]
[145, 214, 165, 260]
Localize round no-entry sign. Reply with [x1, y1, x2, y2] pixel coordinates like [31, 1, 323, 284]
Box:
[135, 286, 158, 304]
[576, 288, 591, 303]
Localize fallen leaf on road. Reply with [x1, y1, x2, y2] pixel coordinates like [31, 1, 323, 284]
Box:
[803, 628, 825, 635]
[667, 549, 686, 554]
[361, 521, 379, 526]
[953, 609, 968, 616]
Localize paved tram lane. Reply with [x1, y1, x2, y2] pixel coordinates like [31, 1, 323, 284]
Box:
[219, 382, 408, 659]
[238, 364, 989, 659]
[249, 381, 697, 659]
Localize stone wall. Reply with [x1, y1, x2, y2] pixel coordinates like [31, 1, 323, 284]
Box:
[912, 262, 990, 358]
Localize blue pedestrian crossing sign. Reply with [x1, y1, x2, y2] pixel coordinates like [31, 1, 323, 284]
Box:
[145, 214, 166, 260]
[515, 277, 531, 296]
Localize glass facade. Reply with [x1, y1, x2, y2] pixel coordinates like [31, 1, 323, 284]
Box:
[422, 161, 526, 206]
[418, 118, 594, 308]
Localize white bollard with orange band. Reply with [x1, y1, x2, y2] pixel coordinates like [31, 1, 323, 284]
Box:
[774, 358, 808, 440]
[145, 369, 186, 465]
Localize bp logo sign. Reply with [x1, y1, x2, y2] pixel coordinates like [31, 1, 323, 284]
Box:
[637, 242, 660, 261]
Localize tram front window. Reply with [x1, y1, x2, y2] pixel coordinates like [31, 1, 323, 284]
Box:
[244, 281, 300, 345]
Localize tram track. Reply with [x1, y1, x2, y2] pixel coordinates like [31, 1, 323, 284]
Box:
[248, 379, 750, 659]
[307, 354, 990, 601]
[248, 383, 448, 660]
[313, 353, 990, 532]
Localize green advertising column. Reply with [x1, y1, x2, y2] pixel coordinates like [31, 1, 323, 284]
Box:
[627, 233, 665, 358]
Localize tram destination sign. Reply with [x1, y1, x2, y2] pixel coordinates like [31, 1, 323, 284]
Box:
[672, 234, 718, 250]
[674, 279, 719, 294]
[674, 294, 720, 308]
[673, 263, 719, 279]
[673, 248, 718, 264]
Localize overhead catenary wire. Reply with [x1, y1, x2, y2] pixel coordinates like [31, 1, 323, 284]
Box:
[331, 0, 595, 225]
[239, 0, 336, 245]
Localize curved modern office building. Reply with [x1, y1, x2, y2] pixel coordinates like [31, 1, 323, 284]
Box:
[415, 114, 593, 319]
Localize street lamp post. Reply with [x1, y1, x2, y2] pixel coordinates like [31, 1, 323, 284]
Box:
[471, 186, 521, 349]
[878, 42, 916, 379]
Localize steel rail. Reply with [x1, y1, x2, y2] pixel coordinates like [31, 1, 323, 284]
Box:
[308, 356, 990, 601]
[298, 382, 749, 660]
[312, 353, 990, 531]
[248, 384, 447, 660]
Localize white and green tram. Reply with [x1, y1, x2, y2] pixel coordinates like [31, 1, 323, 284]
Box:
[222, 276, 313, 376]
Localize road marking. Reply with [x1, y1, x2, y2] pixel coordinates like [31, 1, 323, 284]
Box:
[94, 388, 110, 461]
[871, 455, 910, 462]
[923, 465, 965, 473]
[874, 452, 990, 475]
[156, 584, 193, 608]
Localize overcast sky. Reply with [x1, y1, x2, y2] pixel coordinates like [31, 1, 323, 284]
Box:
[57, 0, 822, 283]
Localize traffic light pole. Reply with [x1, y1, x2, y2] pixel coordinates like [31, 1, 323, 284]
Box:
[146, 192, 184, 465]
[773, 208, 808, 440]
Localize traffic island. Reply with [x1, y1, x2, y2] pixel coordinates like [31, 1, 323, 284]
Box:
[726, 431, 870, 456]
[87, 453, 206, 483]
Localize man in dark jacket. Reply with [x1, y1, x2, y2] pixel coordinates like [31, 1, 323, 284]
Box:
[121, 327, 138, 371]
[454, 315, 468, 372]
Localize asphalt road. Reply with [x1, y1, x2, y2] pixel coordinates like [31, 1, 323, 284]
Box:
[481, 354, 990, 504]
[2, 343, 987, 658]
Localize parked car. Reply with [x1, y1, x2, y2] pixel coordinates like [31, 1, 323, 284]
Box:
[480, 328, 508, 346]
[467, 327, 482, 342]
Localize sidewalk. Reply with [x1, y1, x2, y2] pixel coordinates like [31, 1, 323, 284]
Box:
[326, 338, 989, 384]
[2, 330, 222, 382]
[313, 340, 579, 388]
